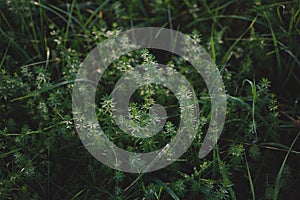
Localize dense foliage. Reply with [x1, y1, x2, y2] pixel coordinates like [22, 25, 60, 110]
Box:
[0, 0, 299, 199]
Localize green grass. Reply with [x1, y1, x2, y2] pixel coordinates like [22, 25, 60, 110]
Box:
[273, 130, 300, 200]
[0, 0, 300, 199]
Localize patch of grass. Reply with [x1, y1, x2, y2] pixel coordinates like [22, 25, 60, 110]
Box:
[0, 0, 299, 199]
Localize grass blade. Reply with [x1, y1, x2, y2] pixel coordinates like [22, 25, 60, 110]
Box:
[154, 178, 180, 200]
[10, 80, 75, 102]
[244, 152, 256, 200]
[273, 131, 300, 199]
[264, 11, 283, 83]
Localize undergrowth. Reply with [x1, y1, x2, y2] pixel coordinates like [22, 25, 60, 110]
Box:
[0, 0, 299, 199]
